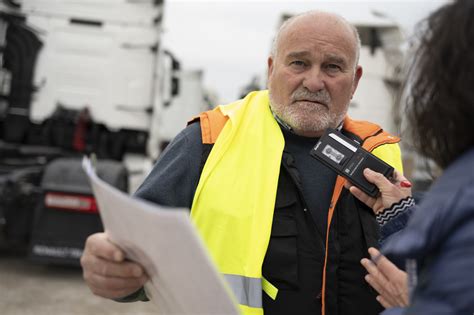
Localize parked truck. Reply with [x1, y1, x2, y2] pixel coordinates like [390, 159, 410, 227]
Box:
[0, 0, 208, 265]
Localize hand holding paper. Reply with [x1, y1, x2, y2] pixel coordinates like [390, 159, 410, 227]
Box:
[81, 157, 239, 315]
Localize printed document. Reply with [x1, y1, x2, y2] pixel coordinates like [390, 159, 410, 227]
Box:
[82, 157, 239, 315]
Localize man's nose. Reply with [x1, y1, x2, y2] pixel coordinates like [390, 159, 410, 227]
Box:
[302, 67, 325, 92]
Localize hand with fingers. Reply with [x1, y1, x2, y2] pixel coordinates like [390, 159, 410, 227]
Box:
[80, 232, 149, 299]
[346, 168, 412, 215]
[361, 247, 409, 308]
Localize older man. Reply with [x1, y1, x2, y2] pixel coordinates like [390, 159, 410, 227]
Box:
[81, 11, 403, 315]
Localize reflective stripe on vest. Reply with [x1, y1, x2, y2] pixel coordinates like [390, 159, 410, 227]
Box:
[224, 274, 262, 308]
[222, 274, 278, 309]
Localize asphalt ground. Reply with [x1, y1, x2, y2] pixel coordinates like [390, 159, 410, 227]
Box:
[0, 252, 157, 315]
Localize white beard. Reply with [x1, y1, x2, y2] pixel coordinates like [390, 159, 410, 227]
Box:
[269, 89, 346, 134]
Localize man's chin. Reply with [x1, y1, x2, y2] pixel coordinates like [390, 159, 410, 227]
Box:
[291, 119, 331, 135]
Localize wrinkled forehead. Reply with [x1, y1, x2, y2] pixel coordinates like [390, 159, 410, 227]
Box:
[276, 13, 359, 63]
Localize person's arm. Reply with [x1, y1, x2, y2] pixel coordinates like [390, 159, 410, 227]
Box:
[377, 197, 416, 245]
[402, 211, 474, 314]
[371, 213, 474, 314]
[347, 168, 414, 242]
[133, 122, 203, 207]
[81, 123, 204, 302]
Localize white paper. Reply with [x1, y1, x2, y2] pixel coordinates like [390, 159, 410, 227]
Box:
[82, 157, 239, 315]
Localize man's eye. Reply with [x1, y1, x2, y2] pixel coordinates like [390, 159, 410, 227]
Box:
[290, 60, 306, 67]
[326, 64, 342, 72]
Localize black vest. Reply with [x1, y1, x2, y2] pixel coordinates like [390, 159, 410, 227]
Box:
[262, 151, 384, 315]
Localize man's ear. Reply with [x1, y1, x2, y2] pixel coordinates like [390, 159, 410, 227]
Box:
[351, 66, 363, 98]
[267, 56, 274, 81]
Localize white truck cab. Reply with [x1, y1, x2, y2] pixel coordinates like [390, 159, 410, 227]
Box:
[0, 0, 207, 264]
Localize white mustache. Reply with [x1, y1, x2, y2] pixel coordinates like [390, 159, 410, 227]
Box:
[291, 89, 331, 105]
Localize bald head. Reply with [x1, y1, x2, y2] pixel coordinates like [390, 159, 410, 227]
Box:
[271, 11, 361, 68]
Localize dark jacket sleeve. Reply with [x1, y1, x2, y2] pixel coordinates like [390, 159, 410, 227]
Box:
[405, 208, 474, 313]
[381, 211, 474, 314]
[381, 176, 474, 313]
[379, 205, 416, 246]
[133, 122, 203, 208]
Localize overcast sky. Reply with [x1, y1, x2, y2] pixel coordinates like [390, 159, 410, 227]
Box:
[162, 0, 448, 104]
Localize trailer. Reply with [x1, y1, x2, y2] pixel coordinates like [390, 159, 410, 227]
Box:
[0, 0, 208, 265]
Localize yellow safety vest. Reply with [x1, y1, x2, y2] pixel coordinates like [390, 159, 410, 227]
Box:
[189, 90, 402, 315]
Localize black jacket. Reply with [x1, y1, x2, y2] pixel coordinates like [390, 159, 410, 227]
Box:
[263, 151, 383, 315]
